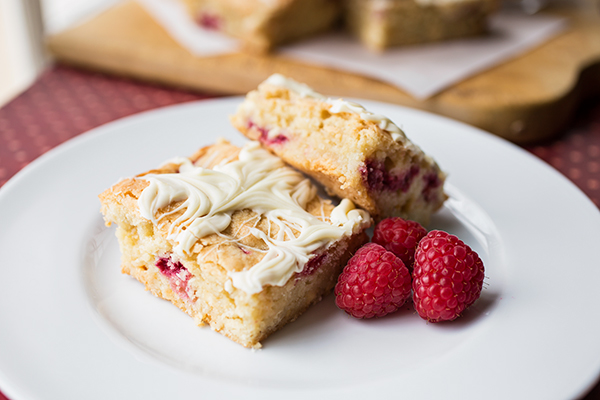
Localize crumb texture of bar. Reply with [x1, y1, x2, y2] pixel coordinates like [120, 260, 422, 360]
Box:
[180, 0, 341, 52]
[231, 74, 447, 225]
[99, 139, 370, 348]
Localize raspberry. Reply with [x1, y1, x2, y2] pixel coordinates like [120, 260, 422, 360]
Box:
[335, 243, 412, 319]
[372, 217, 427, 270]
[412, 230, 485, 323]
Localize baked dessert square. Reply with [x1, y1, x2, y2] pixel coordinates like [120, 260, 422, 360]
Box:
[99, 139, 370, 348]
[231, 74, 447, 225]
[181, 0, 341, 52]
[343, 0, 498, 50]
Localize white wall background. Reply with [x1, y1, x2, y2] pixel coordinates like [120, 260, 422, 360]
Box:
[0, 0, 120, 106]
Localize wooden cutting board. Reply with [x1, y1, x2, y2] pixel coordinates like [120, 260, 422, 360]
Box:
[46, 1, 600, 144]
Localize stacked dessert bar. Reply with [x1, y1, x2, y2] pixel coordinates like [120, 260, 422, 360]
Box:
[99, 75, 446, 348]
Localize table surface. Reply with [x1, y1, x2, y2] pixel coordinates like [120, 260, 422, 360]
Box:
[0, 65, 599, 400]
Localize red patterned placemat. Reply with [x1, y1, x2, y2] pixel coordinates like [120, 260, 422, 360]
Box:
[0, 66, 211, 187]
[525, 99, 600, 209]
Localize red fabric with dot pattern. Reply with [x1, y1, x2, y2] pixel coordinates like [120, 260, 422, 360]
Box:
[525, 100, 600, 209]
[0, 65, 212, 187]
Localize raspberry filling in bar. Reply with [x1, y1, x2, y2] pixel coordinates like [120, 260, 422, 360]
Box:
[247, 120, 288, 146]
[197, 12, 221, 30]
[156, 256, 196, 301]
[360, 160, 443, 200]
[361, 160, 420, 193]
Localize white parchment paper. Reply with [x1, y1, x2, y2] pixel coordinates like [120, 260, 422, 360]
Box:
[137, 0, 567, 99]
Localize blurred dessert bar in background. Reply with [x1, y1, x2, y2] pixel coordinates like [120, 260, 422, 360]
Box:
[344, 0, 499, 50]
[180, 0, 497, 52]
[180, 0, 341, 52]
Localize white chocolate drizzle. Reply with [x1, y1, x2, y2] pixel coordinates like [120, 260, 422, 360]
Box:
[325, 98, 403, 139]
[263, 73, 406, 141]
[264, 73, 325, 99]
[137, 141, 370, 294]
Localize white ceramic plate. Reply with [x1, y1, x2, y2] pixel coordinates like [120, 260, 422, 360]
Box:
[1, 98, 599, 400]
